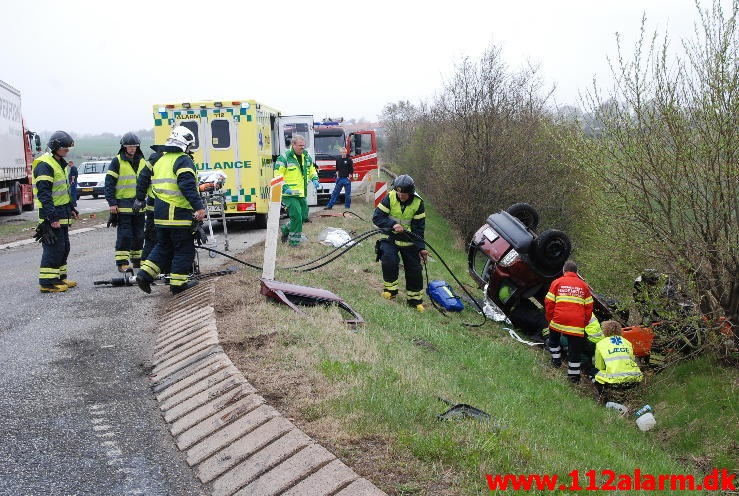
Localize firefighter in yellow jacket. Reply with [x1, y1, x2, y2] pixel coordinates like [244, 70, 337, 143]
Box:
[104, 132, 148, 271]
[273, 134, 318, 247]
[32, 131, 80, 292]
[372, 175, 429, 312]
[594, 320, 643, 401]
[134, 126, 205, 295]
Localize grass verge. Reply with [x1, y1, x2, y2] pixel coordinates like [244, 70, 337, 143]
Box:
[0, 210, 107, 245]
[212, 199, 736, 495]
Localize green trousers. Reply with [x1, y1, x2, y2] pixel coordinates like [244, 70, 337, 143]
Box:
[281, 196, 309, 246]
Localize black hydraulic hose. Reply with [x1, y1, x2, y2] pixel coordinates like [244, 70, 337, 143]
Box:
[196, 223, 487, 327]
[424, 261, 447, 317]
[333, 206, 486, 326]
[297, 230, 386, 272]
[194, 229, 386, 273]
[404, 231, 487, 328]
[342, 210, 369, 222]
[282, 229, 384, 269]
[195, 246, 264, 270]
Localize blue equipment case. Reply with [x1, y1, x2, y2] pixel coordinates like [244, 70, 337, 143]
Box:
[427, 280, 465, 312]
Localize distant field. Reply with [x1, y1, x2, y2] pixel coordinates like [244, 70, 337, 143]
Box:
[36, 132, 154, 164]
[66, 136, 155, 163]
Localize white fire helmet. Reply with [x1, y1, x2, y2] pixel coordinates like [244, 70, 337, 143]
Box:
[165, 125, 196, 152]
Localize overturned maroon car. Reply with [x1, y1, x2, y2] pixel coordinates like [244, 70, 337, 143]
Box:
[468, 203, 613, 341]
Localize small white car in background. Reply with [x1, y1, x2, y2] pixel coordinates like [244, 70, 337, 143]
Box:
[77, 160, 111, 199]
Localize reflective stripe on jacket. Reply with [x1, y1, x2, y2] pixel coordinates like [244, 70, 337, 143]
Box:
[274, 148, 317, 198]
[108, 153, 148, 213]
[594, 335, 643, 384]
[545, 271, 593, 336]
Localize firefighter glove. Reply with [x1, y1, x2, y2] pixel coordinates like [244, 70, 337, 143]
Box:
[132, 199, 145, 213]
[374, 239, 384, 262]
[107, 213, 118, 228]
[33, 220, 57, 245]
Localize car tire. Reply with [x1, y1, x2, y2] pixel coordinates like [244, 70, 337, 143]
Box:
[506, 202, 539, 231]
[254, 213, 268, 229]
[92, 193, 99, 199]
[532, 229, 571, 271]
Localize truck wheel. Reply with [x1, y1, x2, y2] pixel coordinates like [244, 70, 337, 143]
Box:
[506, 202, 539, 231]
[254, 213, 268, 229]
[22, 200, 34, 212]
[532, 229, 571, 271]
[7, 182, 22, 215]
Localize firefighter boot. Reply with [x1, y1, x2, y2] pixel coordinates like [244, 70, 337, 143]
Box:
[61, 279, 77, 288]
[118, 264, 131, 273]
[40, 283, 68, 293]
[381, 290, 397, 300]
[171, 280, 199, 295]
[136, 273, 152, 294]
[415, 304, 425, 313]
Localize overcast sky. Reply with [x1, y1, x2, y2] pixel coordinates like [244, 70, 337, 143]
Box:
[1, 0, 723, 134]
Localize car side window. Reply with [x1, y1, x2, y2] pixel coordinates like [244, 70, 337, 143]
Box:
[472, 245, 491, 283]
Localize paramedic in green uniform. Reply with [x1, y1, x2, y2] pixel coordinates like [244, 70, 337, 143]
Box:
[273, 134, 318, 246]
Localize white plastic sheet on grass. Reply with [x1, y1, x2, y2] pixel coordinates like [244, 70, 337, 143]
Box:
[504, 327, 544, 346]
[317, 228, 354, 248]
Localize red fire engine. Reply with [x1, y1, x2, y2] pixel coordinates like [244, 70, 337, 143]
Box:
[313, 119, 378, 201]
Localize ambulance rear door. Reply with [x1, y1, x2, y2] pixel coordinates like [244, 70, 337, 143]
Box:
[277, 115, 314, 158]
[203, 105, 246, 215]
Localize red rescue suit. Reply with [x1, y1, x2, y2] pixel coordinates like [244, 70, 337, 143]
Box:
[545, 271, 594, 336]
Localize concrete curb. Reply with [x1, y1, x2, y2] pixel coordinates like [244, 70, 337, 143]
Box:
[150, 280, 386, 496]
[0, 222, 108, 251]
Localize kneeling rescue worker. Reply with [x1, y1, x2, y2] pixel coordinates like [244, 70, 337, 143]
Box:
[593, 320, 643, 402]
[105, 132, 147, 272]
[33, 131, 80, 293]
[134, 126, 205, 295]
[372, 174, 429, 312]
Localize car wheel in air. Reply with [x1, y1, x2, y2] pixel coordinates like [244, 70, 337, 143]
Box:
[533, 229, 571, 271]
[506, 202, 539, 231]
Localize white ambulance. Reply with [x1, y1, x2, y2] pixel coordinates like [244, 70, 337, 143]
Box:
[152, 100, 317, 227]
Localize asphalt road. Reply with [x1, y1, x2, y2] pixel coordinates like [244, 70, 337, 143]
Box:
[0, 216, 275, 496]
[74, 196, 110, 214]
